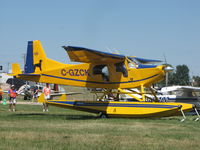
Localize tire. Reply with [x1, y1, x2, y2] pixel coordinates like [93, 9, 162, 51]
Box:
[99, 112, 108, 118]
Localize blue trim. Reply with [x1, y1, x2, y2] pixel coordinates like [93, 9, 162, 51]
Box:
[138, 64, 157, 69]
[50, 101, 75, 105]
[49, 101, 179, 109]
[24, 41, 35, 73]
[18, 73, 40, 76]
[168, 97, 199, 101]
[41, 73, 159, 84]
[134, 57, 162, 64]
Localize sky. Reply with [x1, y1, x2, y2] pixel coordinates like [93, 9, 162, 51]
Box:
[0, 0, 200, 76]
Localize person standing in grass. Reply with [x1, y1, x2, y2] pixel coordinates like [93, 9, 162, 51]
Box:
[8, 85, 18, 112]
[42, 83, 51, 112]
[33, 83, 40, 102]
[0, 87, 3, 101]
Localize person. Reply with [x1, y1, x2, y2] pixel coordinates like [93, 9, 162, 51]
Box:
[102, 66, 109, 82]
[0, 87, 3, 101]
[32, 83, 39, 102]
[8, 85, 18, 112]
[42, 83, 51, 112]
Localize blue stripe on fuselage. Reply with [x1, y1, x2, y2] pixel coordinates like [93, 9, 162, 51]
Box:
[41, 74, 159, 84]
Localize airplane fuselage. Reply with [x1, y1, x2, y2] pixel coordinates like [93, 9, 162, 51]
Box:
[17, 62, 165, 89]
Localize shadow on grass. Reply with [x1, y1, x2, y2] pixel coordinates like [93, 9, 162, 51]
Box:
[11, 113, 98, 120]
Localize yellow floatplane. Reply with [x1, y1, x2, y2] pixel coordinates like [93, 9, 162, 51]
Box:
[10, 40, 199, 120]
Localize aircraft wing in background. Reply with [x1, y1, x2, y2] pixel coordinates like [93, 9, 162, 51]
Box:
[161, 86, 200, 93]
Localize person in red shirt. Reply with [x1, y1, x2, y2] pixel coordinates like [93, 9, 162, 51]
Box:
[8, 85, 18, 112]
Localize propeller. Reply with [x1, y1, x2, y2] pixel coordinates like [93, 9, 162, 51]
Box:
[163, 54, 174, 86]
[163, 54, 174, 72]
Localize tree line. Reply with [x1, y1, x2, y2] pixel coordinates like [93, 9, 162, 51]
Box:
[158, 64, 200, 87]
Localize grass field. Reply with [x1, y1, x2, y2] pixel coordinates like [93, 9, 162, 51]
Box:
[0, 103, 200, 150]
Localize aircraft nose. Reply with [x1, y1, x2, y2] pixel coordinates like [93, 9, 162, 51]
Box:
[164, 66, 174, 72]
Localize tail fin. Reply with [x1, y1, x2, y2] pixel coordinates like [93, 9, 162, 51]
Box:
[24, 40, 64, 74]
[24, 40, 47, 73]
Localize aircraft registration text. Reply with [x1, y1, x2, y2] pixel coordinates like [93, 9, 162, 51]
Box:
[61, 69, 89, 76]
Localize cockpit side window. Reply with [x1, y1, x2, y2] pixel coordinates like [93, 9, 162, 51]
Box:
[93, 65, 105, 75]
[93, 65, 109, 82]
[115, 62, 128, 77]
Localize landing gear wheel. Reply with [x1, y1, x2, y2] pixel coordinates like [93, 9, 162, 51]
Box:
[99, 112, 108, 118]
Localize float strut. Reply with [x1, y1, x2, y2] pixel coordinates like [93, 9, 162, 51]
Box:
[141, 85, 145, 101]
[180, 107, 186, 122]
[194, 107, 200, 122]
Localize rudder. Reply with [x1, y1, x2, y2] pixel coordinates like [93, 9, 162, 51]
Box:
[24, 40, 47, 74]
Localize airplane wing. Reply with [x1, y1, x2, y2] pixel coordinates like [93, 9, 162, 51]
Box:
[62, 46, 126, 63]
[63, 46, 162, 64]
[161, 86, 200, 92]
[180, 86, 200, 92]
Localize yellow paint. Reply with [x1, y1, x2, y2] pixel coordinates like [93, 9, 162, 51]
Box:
[9, 63, 22, 76]
[38, 93, 46, 103]
[59, 94, 67, 100]
[45, 99, 193, 118]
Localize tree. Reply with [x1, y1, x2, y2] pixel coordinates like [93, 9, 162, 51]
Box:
[175, 65, 190, 85]
[193, 76, 200, 87]
[157, 64, 190, 87]
[167, 64, 190, 85]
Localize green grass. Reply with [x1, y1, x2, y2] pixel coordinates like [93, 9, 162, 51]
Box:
[0, 104, 200, 150]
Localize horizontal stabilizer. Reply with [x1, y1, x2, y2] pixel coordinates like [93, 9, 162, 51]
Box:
[59, 94, 67, 100]
[38, 93, 46, 103]
[51, 92, 82, 97]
